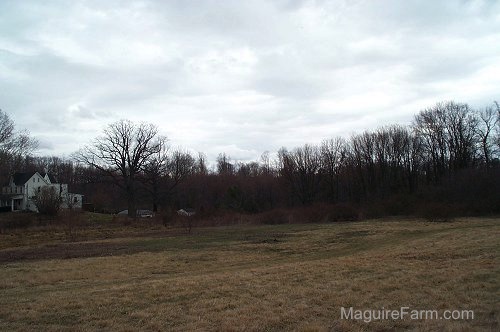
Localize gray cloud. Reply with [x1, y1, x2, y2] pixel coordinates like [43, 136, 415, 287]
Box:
[1, 0, 499, 161]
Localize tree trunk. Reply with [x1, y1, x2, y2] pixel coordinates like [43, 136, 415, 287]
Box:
[152, 182, 159, 212]
[127, 181, 137, 218]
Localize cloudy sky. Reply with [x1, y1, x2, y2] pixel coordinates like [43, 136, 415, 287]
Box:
[1, 0, 499, 163]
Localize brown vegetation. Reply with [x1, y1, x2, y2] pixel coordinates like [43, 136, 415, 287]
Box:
[2, 100, 500, 223]
[0, 216, 498, 331]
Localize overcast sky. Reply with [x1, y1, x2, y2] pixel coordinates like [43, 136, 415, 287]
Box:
[1, 0, 499, 163]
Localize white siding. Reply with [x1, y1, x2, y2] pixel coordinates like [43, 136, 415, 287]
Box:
[25, 172, 50, 212]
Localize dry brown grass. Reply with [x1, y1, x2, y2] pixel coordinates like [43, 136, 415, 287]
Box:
[0, 217, 498, 331]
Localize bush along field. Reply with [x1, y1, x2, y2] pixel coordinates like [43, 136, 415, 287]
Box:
[0, 213, 498, 331]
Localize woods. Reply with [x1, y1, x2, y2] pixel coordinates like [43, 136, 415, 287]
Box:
[1, 100, 499, 219]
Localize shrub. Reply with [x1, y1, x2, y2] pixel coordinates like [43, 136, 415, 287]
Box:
[205, 211, 249, 227]
[58, 209, 84, 241]
[326, 203, 360, 222]
[292, 203, 360, 223]
[160, 208, 175, 227]
[0, 212, 35, 232]
[255, 204, 360, 225]
[33, 187, 62, 216]
[294, 205, 325, 223]
[362, 194, 416, 219]
[179, 215, 194, 233]
[257, 209, 290, 225]
[417, 202, 458, 222]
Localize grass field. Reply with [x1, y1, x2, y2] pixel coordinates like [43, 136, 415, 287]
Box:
[0, 216, 498, 331]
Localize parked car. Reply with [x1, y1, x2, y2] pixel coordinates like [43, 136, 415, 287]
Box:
[117, 209, 154, 218]
[177, 208, 196, 217]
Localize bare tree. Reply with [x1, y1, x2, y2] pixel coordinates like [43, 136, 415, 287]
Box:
[278, 144, 321, 205]
[143, 139, 170, 212]
[392, 125, 423, 193]
[413, 101, 477, 181]
[260, 151, 273, 175]
[350, 131, 377, 198]
[494, 101, 500, 155]
[0, 111, 37, 156]
[442, 102, 477, 170]
[216, 153, 234, 175]
[0, 110, 15, 145]
[320, 137, 347, 202]
[195, 152, 208, 175]
[236, 161, 260, 177]
[477, 104, 499, 166]
[0, 109, 38, 181]
[142, 144, 196, 212]
[165, 149, 196, 199]
[75, 120, 166, 218]
[413, 105, 448, 183]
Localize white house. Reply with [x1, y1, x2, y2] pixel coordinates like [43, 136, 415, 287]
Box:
[0, 172, 83, 212]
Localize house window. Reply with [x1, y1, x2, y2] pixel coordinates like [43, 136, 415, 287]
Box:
[33, 178, 35, 183]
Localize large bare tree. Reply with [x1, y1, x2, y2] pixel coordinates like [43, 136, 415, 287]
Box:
[75, 119, 166, 217]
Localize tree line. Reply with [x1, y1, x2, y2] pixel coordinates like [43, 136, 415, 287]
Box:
[1, 100, 499, 218]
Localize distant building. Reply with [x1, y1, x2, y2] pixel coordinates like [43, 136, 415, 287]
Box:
[0, 172, 83, 212]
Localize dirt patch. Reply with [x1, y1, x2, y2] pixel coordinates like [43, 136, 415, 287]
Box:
[336, 230, 372, 238]
[1, 242, 130, 263]
[0, 238, 172, 263]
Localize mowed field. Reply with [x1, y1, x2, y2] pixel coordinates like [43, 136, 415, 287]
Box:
[0, 216, 498, 331]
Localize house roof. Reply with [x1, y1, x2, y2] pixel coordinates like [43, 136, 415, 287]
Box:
[41, 173, 57, 183]
[12, 172, 37, 186]
[10, 172, 58, 186]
